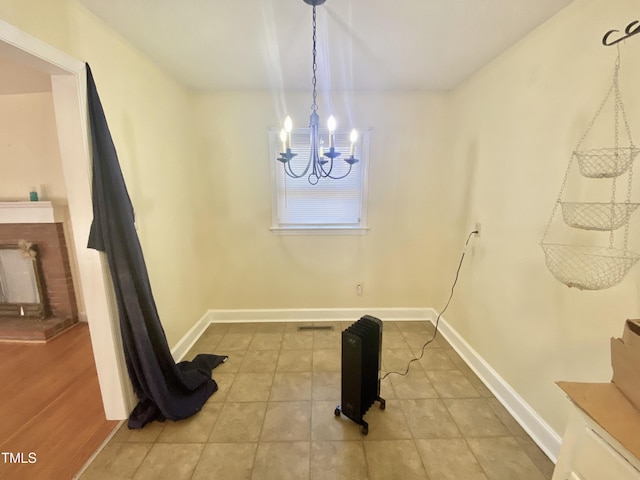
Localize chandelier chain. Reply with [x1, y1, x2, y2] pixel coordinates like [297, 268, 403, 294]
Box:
[311, 5, 318, 112]
[277, 0, 358, 184]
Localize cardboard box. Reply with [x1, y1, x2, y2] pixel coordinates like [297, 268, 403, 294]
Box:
[556, 381, 640, 461]
[554, 320, 640, 463]
[611, 319, 640, 411]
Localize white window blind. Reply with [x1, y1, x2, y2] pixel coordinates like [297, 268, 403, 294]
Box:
[269, 127, 370, 232]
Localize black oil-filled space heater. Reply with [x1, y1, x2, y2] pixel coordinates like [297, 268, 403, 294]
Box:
[334, 315, 386, 435]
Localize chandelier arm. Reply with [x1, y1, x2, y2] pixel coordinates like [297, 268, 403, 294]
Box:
[283, 157, 312, 178]
[307, 171, 320, 185]
[318, 158, 335, 177]
[324, 164, 354, 180]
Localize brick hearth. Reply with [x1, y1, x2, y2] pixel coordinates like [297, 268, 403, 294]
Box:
[0, 222, 78, 341]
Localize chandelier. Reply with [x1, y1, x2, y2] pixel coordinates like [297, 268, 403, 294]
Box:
[277, 0, 359, 185]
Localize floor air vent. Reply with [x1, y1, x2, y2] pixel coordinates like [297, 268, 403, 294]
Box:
[297, 325, 334, 331]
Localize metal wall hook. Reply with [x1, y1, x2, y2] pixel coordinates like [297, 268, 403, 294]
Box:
[602, 20, 640, 46]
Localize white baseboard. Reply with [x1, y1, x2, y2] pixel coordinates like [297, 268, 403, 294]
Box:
[207, 307, 431, 323]
[170, 311, 212, 362]
[427, 308, 562, 462]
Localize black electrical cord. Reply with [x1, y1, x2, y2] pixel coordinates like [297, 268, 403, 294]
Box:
[381, 229, 478, 380]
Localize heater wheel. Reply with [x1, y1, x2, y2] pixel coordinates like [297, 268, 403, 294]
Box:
[362, 425, 368, 435]
[334, 407, 341, 417]
[379, 399, 386, 410]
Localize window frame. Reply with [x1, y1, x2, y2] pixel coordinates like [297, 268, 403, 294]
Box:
[268, 126, 370, 235]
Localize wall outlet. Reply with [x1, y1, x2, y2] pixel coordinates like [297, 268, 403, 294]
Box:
[474, 222, 482, 237]
[356, 283, 363, 296]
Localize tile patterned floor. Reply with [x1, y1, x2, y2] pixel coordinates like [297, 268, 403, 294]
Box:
[78, 321, 555, 480]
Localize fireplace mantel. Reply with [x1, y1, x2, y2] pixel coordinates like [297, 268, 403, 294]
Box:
[0, 201, 66, 224]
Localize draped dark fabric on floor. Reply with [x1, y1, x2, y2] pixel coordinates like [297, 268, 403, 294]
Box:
[85, 63, 227, 429]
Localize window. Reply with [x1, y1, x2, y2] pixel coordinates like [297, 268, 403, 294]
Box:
[269, 127, 370, 234]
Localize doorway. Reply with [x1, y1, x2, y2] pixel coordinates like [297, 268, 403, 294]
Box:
[0, 18, 131, 420]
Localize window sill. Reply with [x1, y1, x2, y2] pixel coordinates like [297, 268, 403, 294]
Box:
[270, 226, 370, 236]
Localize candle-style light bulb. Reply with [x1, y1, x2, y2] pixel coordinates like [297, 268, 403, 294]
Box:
[327, 115, 336, 148]
[280, 129, 287, 153]
[349, 129, 358, 156]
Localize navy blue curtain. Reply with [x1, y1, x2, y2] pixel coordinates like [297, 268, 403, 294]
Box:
[85, 63, 226, 429]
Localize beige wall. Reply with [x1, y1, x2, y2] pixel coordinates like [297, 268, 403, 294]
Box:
[0, 0, 208, 347]
[194, 91, 448, 309]
[3, 0, 638, 439]
[445, 0, 640, 435]
[0, 92, 66, 202]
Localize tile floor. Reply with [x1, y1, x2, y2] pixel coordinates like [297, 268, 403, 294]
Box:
[78, 320, 555, 480]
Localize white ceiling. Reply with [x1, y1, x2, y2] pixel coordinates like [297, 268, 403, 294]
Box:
[78, 0, 575, 92]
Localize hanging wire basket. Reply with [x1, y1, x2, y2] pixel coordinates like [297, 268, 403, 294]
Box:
[574, 147, 640, 178]
[540, 50, 640, 290]
[560, 201, 640, 230]
[542, 244, 640, 290]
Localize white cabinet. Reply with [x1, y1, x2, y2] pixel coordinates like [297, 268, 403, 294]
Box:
[553, 407, 640, 480]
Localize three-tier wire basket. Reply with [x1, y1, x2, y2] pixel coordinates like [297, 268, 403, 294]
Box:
[541, 50, 640, 290]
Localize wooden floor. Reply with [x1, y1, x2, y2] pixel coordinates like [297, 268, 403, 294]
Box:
[0, 323, 119, 480]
